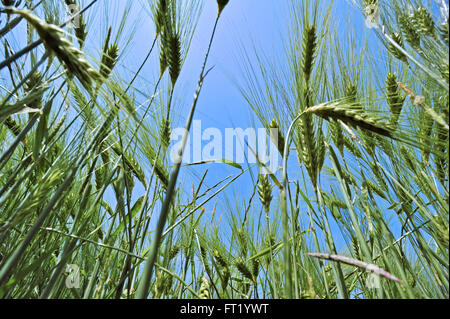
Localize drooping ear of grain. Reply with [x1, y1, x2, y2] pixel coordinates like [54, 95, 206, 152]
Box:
[6, 8, 101, 92]
[305, 102, 394, 138]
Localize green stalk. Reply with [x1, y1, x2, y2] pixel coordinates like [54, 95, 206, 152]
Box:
[280, 111, 306, 298]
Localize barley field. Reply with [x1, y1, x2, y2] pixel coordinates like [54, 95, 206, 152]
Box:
[0, 0, 448, 299]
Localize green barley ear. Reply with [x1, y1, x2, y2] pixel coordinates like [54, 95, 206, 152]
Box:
[251, 258, 260, 282]
[200, 245, 211, 275]
[154, 0, 168, 36]
[24, 71, 44, 109]
[199, 277, 210, 299]
[100, 28, 119, 80]
[257, 174, 273, 213]
[385, 73, 405, 127]
[434, 128, 448, 185]
[305, 102, 394, 138]
[302, 25, 317, 84]
[168, 32, 181, 85]
[440, 22, 449, 45]
[235, 259, 253, 282]
[169, 245, 180, 260]
[236, 229, 247, 258]
[398, 13, 421, 49]
[7, 8, 100, 92]
[213, 249, 229, 269]
[269, 119, 285, 157]
[160, 118, 171, 149]
[418, 107, 434, 163]
[413, 7, 436, 38]
[217, 0, 229, 16]
[388, 33, 408, 63]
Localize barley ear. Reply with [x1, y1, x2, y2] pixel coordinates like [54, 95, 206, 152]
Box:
[257, 174, 273, 213]
[269, 119, 285, 157]
[199, 277, 210, 299]
[168, 32, 181, 85]
[398, 13, 421, 49]
[385, 73, 405, 127]
[160, 118, 171, 149]
[388, 33, 408, 63]
[413, 7, 436, 38]
[235, 259, 253, 282]
[7, 8, 101, 92]
[217, 0, 229, 16]
[302, 25, 317, 84]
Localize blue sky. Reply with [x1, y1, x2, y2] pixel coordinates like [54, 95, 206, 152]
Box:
[104, 0, 376, 247]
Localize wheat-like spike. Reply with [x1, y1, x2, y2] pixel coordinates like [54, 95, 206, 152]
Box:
[6, 8, 100, 91]
[305, 102, 394, 138]
[100, 48, 119, 80]
[251, 258, 260, 282]
[434, 128, 448, 185]
[213, 249, 229, 268]
[169, 245, 180, 260]
[153, 271, 164, 298]
[388, 33, 408, 63]
[199, 277, 210, 299]
[222, 267, 230, 289]
[235, 259, 253, 282]
[413, 6, 436, 38]
[160, 118, 171, 149]
[316, 128, 325, 175]
[257, 174, 272, 213]
[440, 22, 449, 45]
[217, 0, 229, 15]
[438, 59, 449, 83]
[237, 229, 247, 257]
[168, 32, 181, 85]
[398, 13, 421, 49]
[154, 0, 168, 36]
[200, 245, 211, 275]
[385, 73, 405, 128]
[302, 25, 317, 84]
[269, 119, 285, 157]
[418, 107, 434, 163]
